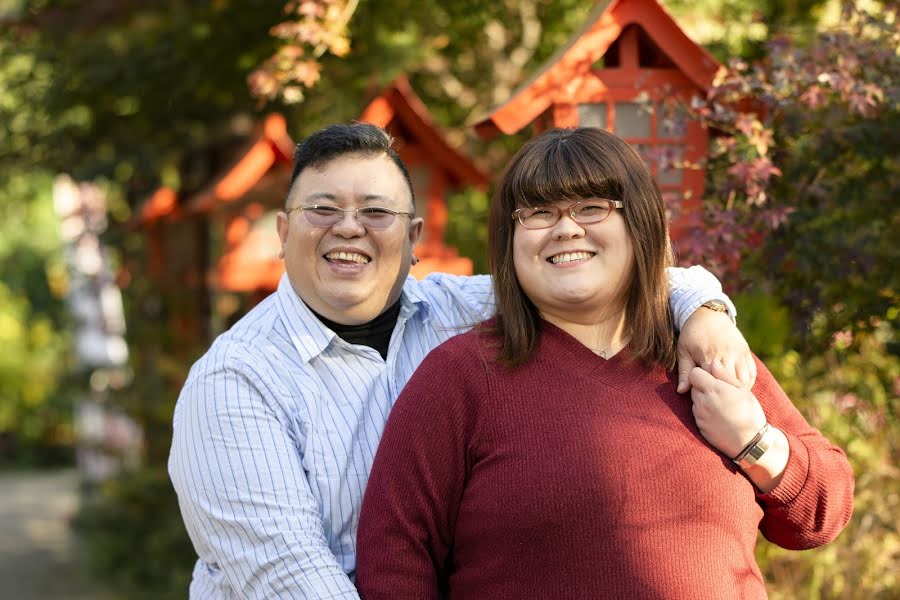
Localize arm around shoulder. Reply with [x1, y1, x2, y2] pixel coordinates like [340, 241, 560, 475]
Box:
[669, 265, 756, 391]
[666, 265, 737, 330]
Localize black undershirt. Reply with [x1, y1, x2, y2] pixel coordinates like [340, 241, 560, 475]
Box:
[309, 298, 402, 360]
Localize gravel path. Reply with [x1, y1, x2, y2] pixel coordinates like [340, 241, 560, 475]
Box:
[0, 469, 116, 600]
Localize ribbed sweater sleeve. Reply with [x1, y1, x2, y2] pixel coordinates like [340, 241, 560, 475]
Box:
[750, 357, 855, 549]
[356, 340, 481, 600]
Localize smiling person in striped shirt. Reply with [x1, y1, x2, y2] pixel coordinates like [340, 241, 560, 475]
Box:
[169, 123, 754, 599]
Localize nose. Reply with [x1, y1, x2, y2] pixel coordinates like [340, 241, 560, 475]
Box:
[330, 209, 366, 238]
[551, 212, 585, 241]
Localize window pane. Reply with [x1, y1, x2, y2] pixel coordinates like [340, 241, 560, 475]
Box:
[657, 145, 684, 185]
[662, 190, 683, 222]
[615, 102, 651, 138]
[578, 103, 607, 129]
[657, 102, 687, 138]
[633, 143, 654, 173]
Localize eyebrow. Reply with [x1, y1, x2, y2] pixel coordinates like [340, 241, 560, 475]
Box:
[302, 192, 394, 204]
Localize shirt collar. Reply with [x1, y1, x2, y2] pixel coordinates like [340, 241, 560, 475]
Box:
[398, 275, 433, 322]
[275, 273, 434, 364]
[275, 273, 336, 364]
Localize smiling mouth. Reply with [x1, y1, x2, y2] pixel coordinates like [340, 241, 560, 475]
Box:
[548, 251, 595, 264]
[324, 251, 371, 265]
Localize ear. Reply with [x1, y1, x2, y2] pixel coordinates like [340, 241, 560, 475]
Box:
[408, 217, 424, 247]
[276, 211, 289, 259]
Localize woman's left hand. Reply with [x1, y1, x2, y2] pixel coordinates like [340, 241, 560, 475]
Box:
[688, 364, 767, 459]
[676, 308, 756, 393]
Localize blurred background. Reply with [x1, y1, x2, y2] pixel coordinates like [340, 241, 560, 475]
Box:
[0, 0, 897, 598]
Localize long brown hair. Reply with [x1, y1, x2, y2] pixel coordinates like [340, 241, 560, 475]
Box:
[487, 127, 675, 370]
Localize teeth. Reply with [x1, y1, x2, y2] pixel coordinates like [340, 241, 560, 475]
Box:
[550, 251, 593, 264]
[326, 251, 371, 264]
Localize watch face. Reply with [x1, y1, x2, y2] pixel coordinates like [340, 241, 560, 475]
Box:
[737, 427, 773, 468]
[703, 300, 728, 313]
[747, 443, 768, 462]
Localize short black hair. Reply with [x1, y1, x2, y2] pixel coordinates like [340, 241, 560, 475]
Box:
[288, 123, 415, 208]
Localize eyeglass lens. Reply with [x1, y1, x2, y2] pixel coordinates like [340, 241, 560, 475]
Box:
[302, 206, 399, 229]
[517, 200, 615, 229]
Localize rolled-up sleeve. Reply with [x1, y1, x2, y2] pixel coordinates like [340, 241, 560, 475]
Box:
[169, 364, 359, 599]
[667, 265, 738, 330]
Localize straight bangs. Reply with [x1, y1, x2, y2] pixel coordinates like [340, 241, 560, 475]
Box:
[503, 134, 627, 210]
[489, 127, 675, 371]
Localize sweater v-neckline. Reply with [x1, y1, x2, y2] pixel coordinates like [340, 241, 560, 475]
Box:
[538, 319, 649, 387]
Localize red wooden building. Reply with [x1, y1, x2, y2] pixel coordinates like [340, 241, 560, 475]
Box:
[361, 77, 488, 277]
[132, 82, 487, 340]
[132, 0, 725, 341]
[475, 0, 722, 239]
[185, 113, 295, 294]
[131, 113, 295, 290]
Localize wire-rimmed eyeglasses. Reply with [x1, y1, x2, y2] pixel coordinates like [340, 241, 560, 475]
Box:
[285, 205, 415, 230]
[511, 199, 624, 230]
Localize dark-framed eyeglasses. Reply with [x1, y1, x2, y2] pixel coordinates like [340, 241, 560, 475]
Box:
[285, 205, 415, 230]
[511, 199, 624, 230]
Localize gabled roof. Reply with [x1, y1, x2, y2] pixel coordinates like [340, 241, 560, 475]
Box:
[185, 114, 295, 215]
[216, 209, 284, 292]
[475, 0, 721, 138]
[132, 186, 177, 227]
[130, 114, 295, 228]
[361, 77, 488, 189]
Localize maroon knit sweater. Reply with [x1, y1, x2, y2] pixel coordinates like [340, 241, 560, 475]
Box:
[356, 322, 854, 599]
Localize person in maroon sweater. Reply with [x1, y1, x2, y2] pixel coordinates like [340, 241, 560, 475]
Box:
[355, 128, 854, 599]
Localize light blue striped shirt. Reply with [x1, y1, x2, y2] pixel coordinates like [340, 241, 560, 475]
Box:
[169, 267, 733, 599]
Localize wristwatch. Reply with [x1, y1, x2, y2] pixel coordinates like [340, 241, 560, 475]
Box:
[701, 299, 729, 314]
[733, 423, 775, 469]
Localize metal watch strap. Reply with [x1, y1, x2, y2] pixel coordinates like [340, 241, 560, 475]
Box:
[734, 423, 773, 469]
[701, 299, 729, 314]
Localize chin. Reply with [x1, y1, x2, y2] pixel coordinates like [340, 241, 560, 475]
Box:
[326, 291, 374, 310]
[554, 288, 600, 302]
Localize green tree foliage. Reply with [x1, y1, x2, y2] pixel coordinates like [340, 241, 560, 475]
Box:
[1, 0, 896, 597]
[0, 171, 73, 465]
[665, 0, 833, 59]
[445, 187, 491, 275]
[760, 325, 899, 598]
[676, 4, 900, 596]
[1, 0, 288, 196]
[679, 2, 898, 351]
[73, 465, 197, 600]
